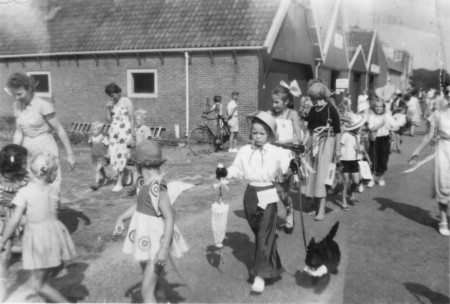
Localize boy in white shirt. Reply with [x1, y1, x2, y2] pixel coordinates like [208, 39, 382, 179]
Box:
[227, 92, 239, 152]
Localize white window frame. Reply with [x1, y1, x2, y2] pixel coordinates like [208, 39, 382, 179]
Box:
[127, 69, 158, 98]
[26, 71, 52, 98]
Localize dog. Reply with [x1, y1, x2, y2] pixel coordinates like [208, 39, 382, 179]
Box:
[304, 221, 341, 278]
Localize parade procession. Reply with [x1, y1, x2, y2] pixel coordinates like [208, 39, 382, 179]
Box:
[0, 0, 449, 303]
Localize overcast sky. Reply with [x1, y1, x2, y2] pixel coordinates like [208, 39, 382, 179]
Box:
[342, 0, 450, 71]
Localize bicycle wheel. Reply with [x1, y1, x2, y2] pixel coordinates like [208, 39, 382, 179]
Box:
[188, 127, 214, 155]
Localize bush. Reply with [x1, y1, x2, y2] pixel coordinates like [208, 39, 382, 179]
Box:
[64, 127, 90, 145]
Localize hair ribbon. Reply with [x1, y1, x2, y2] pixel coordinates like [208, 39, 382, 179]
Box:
[280, 80, 302, 97]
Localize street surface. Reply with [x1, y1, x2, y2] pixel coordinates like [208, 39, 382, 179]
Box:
[4, 123, 449, 303]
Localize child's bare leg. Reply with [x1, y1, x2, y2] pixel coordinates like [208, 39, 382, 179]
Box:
[229, 133, 235, 149]
[29, 269, 67, 303]
[0, 244, 12, 303]
[141, 262, 158, 303]
[315, 197, 326, 221]
[342, 173, 350, 208]
[349, 172, 360, 201]
[95, 163, 103, 183]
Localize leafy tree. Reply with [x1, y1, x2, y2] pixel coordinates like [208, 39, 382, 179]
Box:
[410, 69, 449, 91]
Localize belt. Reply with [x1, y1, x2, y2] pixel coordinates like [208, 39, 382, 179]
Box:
[249, 182, 273, 187]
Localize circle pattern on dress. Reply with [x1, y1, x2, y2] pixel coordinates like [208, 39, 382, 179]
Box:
[138, 236, 151, 251]
[128, 230, 136, 243]
[150, 182, 160, 196]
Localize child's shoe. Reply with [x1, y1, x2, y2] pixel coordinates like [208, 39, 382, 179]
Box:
[439, 222, 450, 236]
[367, 180, 374, 188]
[112, 184, 123, 192]
[357, 184, 364, 193]
[378, 178, 385, 187]
[251, 276, 265, 293]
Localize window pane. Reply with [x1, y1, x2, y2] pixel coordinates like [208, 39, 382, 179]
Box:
[32, 74, 49, 92]
[133, 73, 154, 94]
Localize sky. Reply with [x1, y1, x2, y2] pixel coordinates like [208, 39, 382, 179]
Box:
[342, 0, 450, 71]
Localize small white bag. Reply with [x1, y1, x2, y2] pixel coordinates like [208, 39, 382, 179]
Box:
[324, 162, 337, 186]
[358, 160, 373, 180]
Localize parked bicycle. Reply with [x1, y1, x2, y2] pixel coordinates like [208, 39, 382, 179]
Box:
[188, 112, 231, 155]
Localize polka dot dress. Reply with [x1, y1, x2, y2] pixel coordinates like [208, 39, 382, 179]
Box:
[109, 98, 132, 172]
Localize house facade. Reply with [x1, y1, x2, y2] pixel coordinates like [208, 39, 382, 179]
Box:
[0, 0, 319, 139]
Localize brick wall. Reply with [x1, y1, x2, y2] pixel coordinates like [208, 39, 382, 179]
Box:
[0, 51, 260, 140]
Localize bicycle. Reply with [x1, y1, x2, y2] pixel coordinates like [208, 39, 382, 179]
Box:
[188, 112, 231, 155]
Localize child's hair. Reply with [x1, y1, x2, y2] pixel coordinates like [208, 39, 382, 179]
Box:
[231, 91, 239, 99]
[0, 144, 28, 176]
[134, 109, 148, 120]
[272, 85, 294, 109]
[370, 98, 386, 114]
[213, 95, 222, 103]
[29, 152, 58, 183]
[90, 122, 104, 135]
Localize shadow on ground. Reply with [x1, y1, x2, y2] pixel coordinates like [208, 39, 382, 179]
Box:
[295, 270, 331, 294]
[58, 207, 91, 234]
[404, 282, 450, 304]
[373, 197, 438, 230]
[223, 231, 253, 272]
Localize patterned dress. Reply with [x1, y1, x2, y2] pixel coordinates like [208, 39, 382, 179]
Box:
[14, 97, 62, 192]
[109, 97, 132, 172]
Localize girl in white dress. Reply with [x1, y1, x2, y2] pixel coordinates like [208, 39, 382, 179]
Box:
[0, 152, 76, 302]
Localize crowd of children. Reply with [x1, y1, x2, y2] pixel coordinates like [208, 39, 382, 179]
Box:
[1, 78, 448, 301]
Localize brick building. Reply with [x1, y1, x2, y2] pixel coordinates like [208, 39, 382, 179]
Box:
[0, 0, 318, 139]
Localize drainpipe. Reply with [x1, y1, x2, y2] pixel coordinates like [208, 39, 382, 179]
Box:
[315, 59, 321, 78]
[185, 51, 190, 137]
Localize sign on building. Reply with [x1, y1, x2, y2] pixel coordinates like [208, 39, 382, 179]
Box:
[370, 64, 380, 74]
[336, 78, 349, 89]
[334, 33, 343, 49]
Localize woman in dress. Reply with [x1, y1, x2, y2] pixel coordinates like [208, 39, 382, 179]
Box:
[6, 72, 75, 203]
[409, 87, 450, 236]
[105, 83, 135, 192]
[302, 82, 341, 221]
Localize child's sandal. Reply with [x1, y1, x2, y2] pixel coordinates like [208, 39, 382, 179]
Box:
[438, 222, 450, 236]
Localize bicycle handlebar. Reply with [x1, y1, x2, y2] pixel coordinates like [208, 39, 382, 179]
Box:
[273, 142, 305, 154]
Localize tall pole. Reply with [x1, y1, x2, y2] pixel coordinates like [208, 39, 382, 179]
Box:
[185, 52, 190, 136]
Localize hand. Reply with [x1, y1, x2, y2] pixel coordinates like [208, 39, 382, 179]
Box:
[106, 101, 114, 109]
[67, 154, 76, 170]
[113, 221, 124, 236]
[408, 154, 418, 165]
[154, 246, 169, 273]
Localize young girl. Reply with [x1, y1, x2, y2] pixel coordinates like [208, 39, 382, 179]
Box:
[227, 92, 239, 152]
[127, 109, 152, 196]
[269, 84, 303, 234]
[89, 122, 110, 191]
[218, 111, 293, 293]
[388, 105, 407, 153]
[340, 113, 366, 210]
[114, 140, 188, 302]
[0, 144, 29, 301]
[0, 152, 76, 303]
[367, 98, 391, 187]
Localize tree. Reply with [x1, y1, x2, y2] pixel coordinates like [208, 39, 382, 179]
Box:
[410, 69, 450, 91]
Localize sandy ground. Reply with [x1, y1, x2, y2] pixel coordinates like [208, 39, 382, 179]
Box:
[2, 123, 449, 303]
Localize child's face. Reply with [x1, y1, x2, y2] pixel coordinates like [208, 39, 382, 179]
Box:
[271, 94, 286, 113]
[374, 103, 384, 114]
[135, 115, 144, 127]
[251, 122, 268, 146]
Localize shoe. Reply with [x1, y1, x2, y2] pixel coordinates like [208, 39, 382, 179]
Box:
[378, 179, 385, 187]
[112, 184, 123, 192]
[284, 206, 294, 234]
[251, 276, 265, 293]
[439, 222, 450, 236]
[367, 180, 375, 188]
[357, 184, 364, 193]
[127, 185, 137, 196]
[341, 204, 349, 211]
[90, 181, 103, 191]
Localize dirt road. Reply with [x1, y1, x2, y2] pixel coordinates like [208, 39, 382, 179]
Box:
[4, 124, 449, 303]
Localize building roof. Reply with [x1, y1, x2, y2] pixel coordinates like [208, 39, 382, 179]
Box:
[346, 28, 374, 61]
[0, 0, 282, 56]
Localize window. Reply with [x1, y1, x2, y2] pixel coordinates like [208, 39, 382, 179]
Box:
[26, 71, 51, 97]
[127, 69, 158, 98]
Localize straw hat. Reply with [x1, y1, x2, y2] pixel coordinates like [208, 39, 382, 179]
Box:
[132, 139, 166, 166]
[246, 111, 277, 140]
[342, 113, 366, 131]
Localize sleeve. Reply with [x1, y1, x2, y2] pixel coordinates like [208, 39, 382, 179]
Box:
[11, 187, 27, 209]
[143, 125, 152, 139]
[226, 149, 245, 179]
[38, 98, 55, 117]
[329, 105, 341, 134]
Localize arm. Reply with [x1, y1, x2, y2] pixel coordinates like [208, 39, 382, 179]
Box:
[410, 114, 436, 159]
[155, 191, 173, 265]
[105, 101, 113, 123]
[13, 127, 24, 145]
[113, 203, 137, 235]
[334, 133, 341, 161]
[46, 114, 75, 168]
[0, 206, 25, 250]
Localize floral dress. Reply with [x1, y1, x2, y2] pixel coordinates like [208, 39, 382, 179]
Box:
[109, 97, 132, 172]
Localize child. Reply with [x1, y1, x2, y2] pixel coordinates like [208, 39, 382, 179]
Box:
[218, 111, 293, 293]
[114, 140, 188, 303]
[340, 113, 367, 210]
[127, 109, 152, 196]
[0, 152, 76, 303]
[388, 105, 407, 153]
[269, 84, 303, 234]
[88, 122, 110, 190]
[227, 92, 239, 152]
[0, 144, 29, 302]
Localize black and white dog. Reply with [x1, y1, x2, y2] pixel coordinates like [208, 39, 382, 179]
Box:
[304, 221, 341, 278]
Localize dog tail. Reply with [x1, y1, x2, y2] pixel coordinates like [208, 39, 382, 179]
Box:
[326, 221, 339, 241]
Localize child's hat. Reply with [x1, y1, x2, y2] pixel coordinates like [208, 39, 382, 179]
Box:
[342, 113, 366, 131]
[132, 139, 166, 166]
[0, 144, 28, 175]
[246, 111, 277, 139]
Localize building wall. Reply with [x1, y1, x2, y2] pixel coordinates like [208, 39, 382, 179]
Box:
[0, 52, 260, 139]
